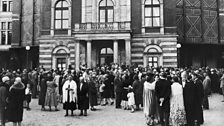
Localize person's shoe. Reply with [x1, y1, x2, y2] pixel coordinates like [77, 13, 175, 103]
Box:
[55, 109, 59, 111]
[64, 114, 68, 117]
[110, 102, 114, 105]
[27, 108, 31, 111]
[131, 109, 135, 113]
[84, 112, 87, 116]
[79, 113, 83, 116]
[116, 106, 121, 109]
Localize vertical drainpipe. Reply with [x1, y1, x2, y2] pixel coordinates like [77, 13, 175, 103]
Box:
[32, 0, 35, 46]
[19, 0, 23, 46]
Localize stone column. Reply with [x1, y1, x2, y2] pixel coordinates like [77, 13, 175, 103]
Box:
[113, 40, 119, 64]
[87, 40, 92, 68]
[75, 40, 80, 71]
[125, 39, 131, 66]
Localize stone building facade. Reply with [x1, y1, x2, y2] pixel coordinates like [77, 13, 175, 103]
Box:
[38, 0, 178, 71]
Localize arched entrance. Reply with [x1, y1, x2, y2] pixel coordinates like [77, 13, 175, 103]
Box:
[52, 46, 70, 71]
[143, 45, 163, 67]
[100, 47, 113, 65]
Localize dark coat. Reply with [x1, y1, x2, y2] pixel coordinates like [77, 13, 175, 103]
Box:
[0, 82, 9, 109]
[7, 83, 25, 122]
[38, 78, 47, 106]
[88, 81, 97, 106]
[155, 78, 171, 112]
[78, 82, 89, 110]
[114, 77, 123, 93]
[132, 80, 143, 105]
[194, 79, 204, 125]
[122, 77, 131, 101]
[103, 78, 111, 98]
[183, 80, 196, 126]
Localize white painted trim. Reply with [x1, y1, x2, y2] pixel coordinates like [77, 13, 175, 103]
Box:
[52, 46, 70, 54]
[144, 45, 163, 53]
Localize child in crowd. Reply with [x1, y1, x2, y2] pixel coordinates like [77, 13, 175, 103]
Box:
[25, 83, 32, 110]
[127, 86, 135, 113]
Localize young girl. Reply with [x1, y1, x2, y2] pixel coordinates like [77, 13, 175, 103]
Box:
[127, 86, 135, 113]
[25, 83, 32, 110]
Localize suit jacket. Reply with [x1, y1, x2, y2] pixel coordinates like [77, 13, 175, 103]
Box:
[155, 78, 171, 111]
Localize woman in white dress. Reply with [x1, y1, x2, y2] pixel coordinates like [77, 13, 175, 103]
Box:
[143, 73, 159, 126]
[169, 76, 187, 126]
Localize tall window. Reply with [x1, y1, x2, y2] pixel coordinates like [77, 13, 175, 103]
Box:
[9, 1, 12, 12]
[2, 1, 12, 12]
[55, 0, 69, 29]
[2, 1, 7, 12]
[145, 0, 160, 27]
[99, 0, 114, 23]
[1, 22, 12, 45]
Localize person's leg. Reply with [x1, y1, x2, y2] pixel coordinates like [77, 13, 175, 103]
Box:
[12, 122, 17, 126]
[84, 109, 87, 116]
[18, 122, 22, 126]
[55, 106, 59, 111]
[71, 110, 74, 116]
[79, 110, 83, 116]
[131, 105, 135, 113]
[158, 107, 164, 126]
[65, 110, 68, 116]
[49, 106, 51, 111]
[164, 112, 170, 126]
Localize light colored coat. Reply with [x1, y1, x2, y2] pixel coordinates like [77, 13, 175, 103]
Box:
[62, 80, 77, 103]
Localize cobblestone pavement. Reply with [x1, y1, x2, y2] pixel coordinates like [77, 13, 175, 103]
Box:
[5, 94, 224, 126]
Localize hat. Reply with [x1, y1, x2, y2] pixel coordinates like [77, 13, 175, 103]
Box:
[2, 76, 10, 83]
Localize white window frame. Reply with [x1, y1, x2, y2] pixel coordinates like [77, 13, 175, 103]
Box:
[51, 0, 72, 36]
[142, 0, 164, 34]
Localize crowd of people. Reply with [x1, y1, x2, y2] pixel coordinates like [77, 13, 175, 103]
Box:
[0, 64, 224, 126]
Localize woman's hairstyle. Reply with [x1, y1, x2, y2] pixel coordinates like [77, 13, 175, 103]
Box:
[172, 76, 179, 83]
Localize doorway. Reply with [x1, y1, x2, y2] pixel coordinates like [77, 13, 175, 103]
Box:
[100, 47, 113, 65]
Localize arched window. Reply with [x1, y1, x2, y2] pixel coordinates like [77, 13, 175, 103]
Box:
[99, 0, 114, 22]
[144, 0, 160, 27]
[100, 48, 113, 54]
[55, 0, 69, 29]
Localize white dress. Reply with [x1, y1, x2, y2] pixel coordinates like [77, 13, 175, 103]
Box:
[169, 82, 187, 126]
[127, 92, 135, 106]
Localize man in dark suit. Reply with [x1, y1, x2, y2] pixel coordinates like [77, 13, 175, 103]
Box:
[155, 72, 171, 126]
[114, 73, 123, 108]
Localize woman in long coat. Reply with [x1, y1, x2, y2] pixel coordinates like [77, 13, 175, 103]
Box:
[7, 77, 25, 126]
[183, 75, 196, 126]
[143, 73, 159, 126]
[44, 74, 58, 111]
[78, 77, 89, 116]
[88, 76, 97, 111]
[38, 72, 47, 110]
[132, 74, 143, 110]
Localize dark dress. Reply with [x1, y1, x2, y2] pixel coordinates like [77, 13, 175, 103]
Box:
[78, 82, 89, 110]
[114, 77, 123, 108]
[122, 77, 131, 101]
[38, 78, 47, 106]
[194, 79, 204, 125]
[7, 83, 25, 122]
[183, 80, 196, 126]
[132, 80, 143, 106]
[103, 79, 111, 98]
[88, 81, 97, 107]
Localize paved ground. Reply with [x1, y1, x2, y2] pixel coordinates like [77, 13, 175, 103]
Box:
[5, 94, 224, 126]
